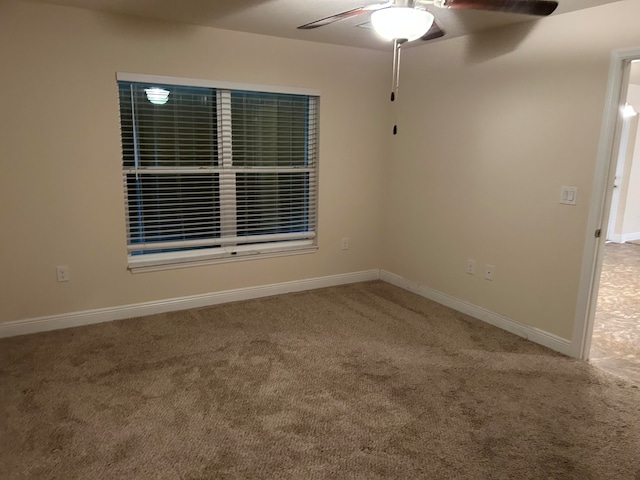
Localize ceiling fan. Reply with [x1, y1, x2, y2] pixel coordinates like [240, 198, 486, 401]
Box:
[298, 0, 558, 133]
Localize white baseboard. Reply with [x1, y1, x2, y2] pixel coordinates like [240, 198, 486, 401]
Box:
[0, 269, 381, 339]
[0, 268, 574, 358]
[622, 231, 640, 242]
[380, 270, 574, 357]
[608, 231, 640, 243]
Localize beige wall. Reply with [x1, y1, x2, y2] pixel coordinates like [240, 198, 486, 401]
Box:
[4, 0, 640, 344]
[0, 0, 389, 323]
[630, 61, 640, 85]
[383, 1, 640, 340]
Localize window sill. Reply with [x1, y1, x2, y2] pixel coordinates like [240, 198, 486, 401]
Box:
[128, 241, 317, 274]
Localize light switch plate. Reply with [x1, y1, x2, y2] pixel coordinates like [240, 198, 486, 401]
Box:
[560, 186, 578, 205]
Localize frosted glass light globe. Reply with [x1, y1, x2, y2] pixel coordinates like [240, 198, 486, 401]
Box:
[371, 7, 434, 42]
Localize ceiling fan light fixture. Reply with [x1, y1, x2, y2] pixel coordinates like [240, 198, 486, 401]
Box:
[371, 7, 434, 42]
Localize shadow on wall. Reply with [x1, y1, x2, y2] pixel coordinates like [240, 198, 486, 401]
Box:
[462, 20, 538, 64]
[83, 0, 274, 35]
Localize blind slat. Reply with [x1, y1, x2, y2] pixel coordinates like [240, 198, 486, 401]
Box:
[127, 231, 317, 252]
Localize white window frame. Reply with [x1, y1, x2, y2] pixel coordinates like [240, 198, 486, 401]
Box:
[116, 73, 320, 273]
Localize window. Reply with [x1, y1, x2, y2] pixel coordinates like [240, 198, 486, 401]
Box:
[116, 73, 319, 271]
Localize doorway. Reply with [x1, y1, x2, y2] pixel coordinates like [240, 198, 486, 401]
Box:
[590, 63, 640, 383]
[575, 51, 640, 385]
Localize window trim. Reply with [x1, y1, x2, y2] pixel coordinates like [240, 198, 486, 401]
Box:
[116, 72, 320, 273]
[116, 72, 320, 98]
[128, 239, 317, 273]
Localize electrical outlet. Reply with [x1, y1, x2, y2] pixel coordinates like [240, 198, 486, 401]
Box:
[484, 264, 495, 281]
[341, 237, 349, 250]
[466, 259, 476, 275]
[56, 265, 70, 282]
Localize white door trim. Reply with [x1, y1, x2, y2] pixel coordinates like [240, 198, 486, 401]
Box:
[572, 47, 640, 360]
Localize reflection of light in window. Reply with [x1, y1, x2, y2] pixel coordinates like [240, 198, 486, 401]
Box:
[144, 87, 170, 105]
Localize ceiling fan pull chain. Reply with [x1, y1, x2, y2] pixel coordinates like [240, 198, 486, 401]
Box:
[391, 39, 406, 135]
[391, 38, 406, 102]
[395, 40, 403, 97]
[391, 39, 399, 102]
[391, 39, 400, 134]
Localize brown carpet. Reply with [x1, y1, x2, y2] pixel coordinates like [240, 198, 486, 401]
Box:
[1, 281, 639, 479]
[591, 242, 640, 384]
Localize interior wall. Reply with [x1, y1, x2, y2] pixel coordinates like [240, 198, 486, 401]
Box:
[0, 0, 390, 324]
[611, 117, 635, 239]
[620, 84, 640, 236]
[382, 1, 640, 340]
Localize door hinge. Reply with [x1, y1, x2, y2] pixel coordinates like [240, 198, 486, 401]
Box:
[595, 228, 601, 238]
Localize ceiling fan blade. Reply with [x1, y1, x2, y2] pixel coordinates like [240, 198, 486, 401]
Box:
[420, 21, 446, 41]
[441, 0, 558, 16]
[297, 2, 391, 29]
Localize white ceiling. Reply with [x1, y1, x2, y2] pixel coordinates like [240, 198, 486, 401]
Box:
[25, 0, 620, 51]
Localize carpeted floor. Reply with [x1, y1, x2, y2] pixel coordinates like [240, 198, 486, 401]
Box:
[1, 281, 639, 479]
[591, 242, 640, 385]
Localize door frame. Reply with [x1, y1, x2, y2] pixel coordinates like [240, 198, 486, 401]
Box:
[572, 47, 640, 360]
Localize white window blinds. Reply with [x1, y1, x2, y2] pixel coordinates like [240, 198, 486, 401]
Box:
[117, 74, 319, 269]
